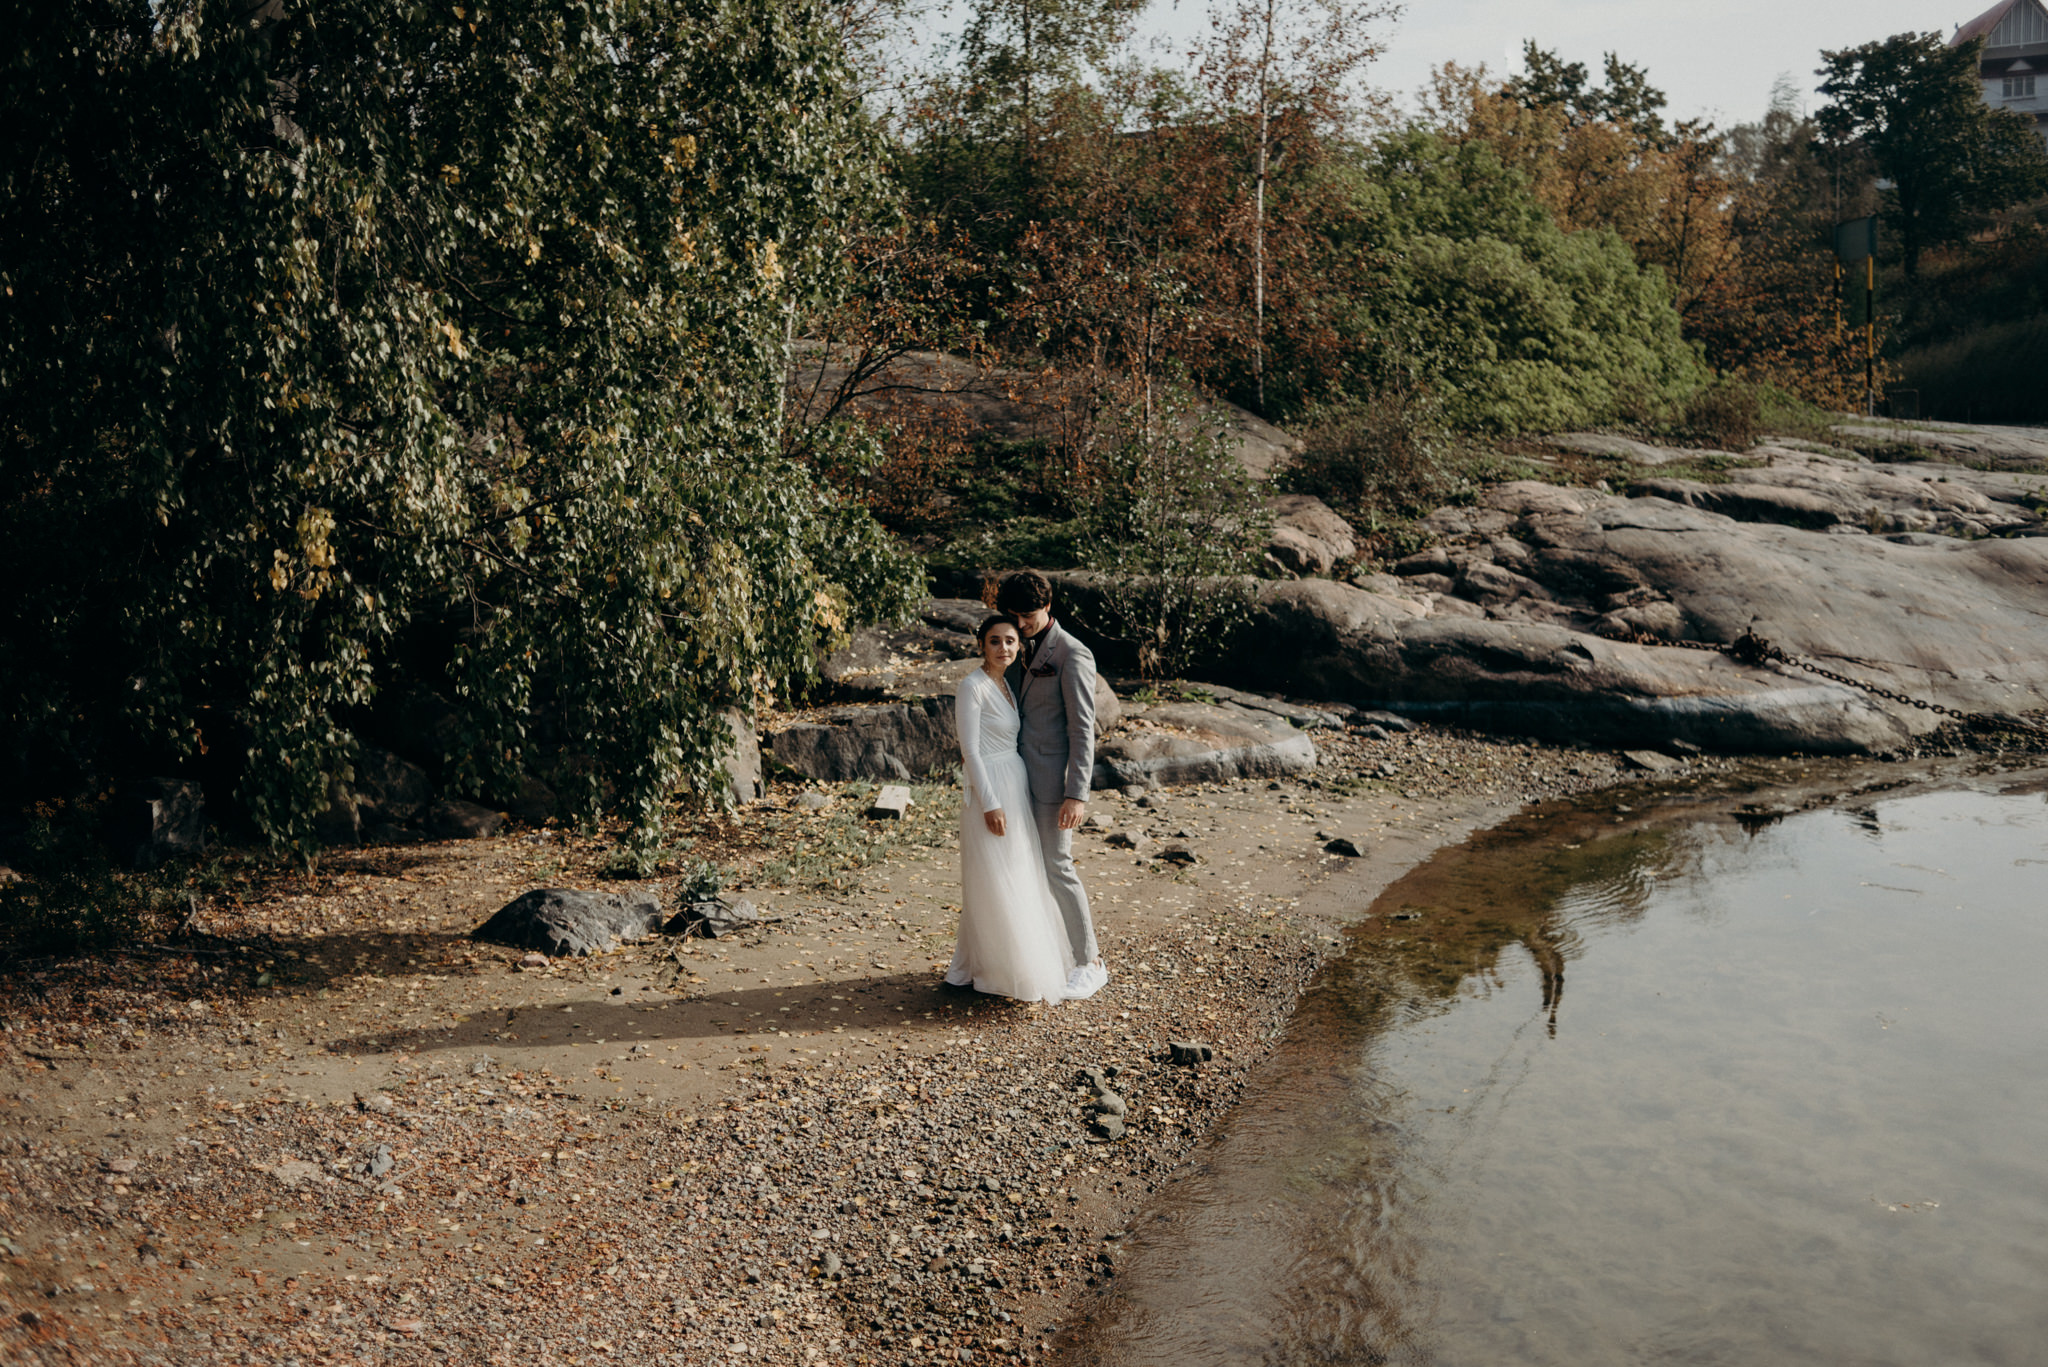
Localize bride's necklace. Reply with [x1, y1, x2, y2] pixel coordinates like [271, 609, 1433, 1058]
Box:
[981, 663, 1015, 708]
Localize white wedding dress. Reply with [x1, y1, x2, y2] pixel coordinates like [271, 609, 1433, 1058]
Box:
[944, 669, 1082, 1002]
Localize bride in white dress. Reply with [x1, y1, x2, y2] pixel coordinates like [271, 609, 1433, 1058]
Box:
[943, 614, 1085, 1002]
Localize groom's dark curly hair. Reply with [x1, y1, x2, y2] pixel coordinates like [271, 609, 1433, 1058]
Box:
[993, 570, 1053, 614]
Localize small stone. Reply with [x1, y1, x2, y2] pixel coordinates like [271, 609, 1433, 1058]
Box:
[1090, 1115, 1126, 1141]
[868, 785, 915, 820]
[1119, 783, 1147, 799]
[1352, 709, 1415, 733]
[796, 792, 832, 811]
[104, 1157, 140, 1174]
[1105, 830, 1155, 853]
[1323, 837, 1362, 857]
[926, 1255, 951, 1274]
[1157, 844, 1199, 866]
[1352, 723, 1391, 740]
[357, 1092, 395, 1115]
[519, 952, 550, 969]
[1621, 749, 1681, 772]
[820, 1252, 844, 1280]
[745, 1266, 763, 1283]
[354, 1143, 395, 1181]
[1134, 794, 1156, 809]
[136, 1243, 160, 1266]
[1081, 813, 1110, 830]
[1168, 1040, 1215, 1065]
[1093, 1091, 1127, 1117]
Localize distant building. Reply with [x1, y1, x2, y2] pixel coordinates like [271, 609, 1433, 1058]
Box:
[1953, 0, 2048, 147]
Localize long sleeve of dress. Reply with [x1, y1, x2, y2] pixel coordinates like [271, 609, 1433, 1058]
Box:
[956, 675, 1004, 814]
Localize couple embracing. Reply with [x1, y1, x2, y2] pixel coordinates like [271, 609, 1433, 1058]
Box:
[942, 571, 1110, 1003]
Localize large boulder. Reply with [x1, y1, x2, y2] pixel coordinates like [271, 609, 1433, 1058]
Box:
[769, 698, 959, 782]
[769, 661, 1123, 783]
[473, 888, 664, 957]
[1092, 702, 1317, 788]
[1264, 494, 1359, 577]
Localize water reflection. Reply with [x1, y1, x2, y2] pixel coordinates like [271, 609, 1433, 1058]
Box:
[1063, 777, 2048, 1367]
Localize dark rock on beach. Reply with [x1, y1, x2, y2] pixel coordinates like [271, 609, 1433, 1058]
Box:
[473, 888, 665, 956]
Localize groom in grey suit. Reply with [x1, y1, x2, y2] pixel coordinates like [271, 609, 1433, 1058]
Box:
[996, 570, 1101, 970]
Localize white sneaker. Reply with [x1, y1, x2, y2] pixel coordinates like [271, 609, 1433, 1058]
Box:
[1064, 960, 1108, 999]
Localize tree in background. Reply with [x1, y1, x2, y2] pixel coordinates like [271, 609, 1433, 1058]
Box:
[1818, 31, 2048, 277]
[1195, 0, 1391, 414]
[1343, 130, 1704, 431]
[0, 0, 919, 853]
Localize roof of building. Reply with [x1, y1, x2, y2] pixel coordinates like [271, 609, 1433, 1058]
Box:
[1953, 0, 2048, 47]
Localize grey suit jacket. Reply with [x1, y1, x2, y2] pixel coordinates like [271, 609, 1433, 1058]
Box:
[1006, 619, 1097, 805]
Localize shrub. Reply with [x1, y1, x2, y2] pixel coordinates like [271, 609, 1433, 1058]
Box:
[1074, 386, 1270, 679]
[1680, 378, 1763, 449]
[1286, 386, 1458, 518]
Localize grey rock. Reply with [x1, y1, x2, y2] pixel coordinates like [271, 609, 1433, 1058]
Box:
[356, 1092, 395, 1115]
[1541, 432, 1728, 466]
[1234, 576, 1909, 754]
[820, 1251, 844, 1281]
[769, 698, 957, 783]
[473, 888, 664, 956]
[1092, 1091, 1127, 1117]
[1157, 844, 1200, 866]
[1265, 494, 1360, 577]
[719, 709, 764, 805]
[1323, 837, 1363, 857]
[354, 1144, 395, 1181]
[1119, 784, 1148, 800]
[795, 791, 833, 811]
[1621, 749, 1683, 772]
[1192, 683, 1347, 728]
[1352, 709, 1415, 732]
[868, 784, 914, 820]
[354, 747, 432, 825]
[108, 778, 206, 869]
[1093, 702, 1317, 789]
[664, 896, 762, 940]
[1168, 1040, 1215, 1065]
[1105, 830, 1156, 854]
[1090, 1115, 1126, 1141]
[426, 798, 504, 841]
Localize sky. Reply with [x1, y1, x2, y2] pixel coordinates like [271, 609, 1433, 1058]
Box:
[912, 0, 1993, 129]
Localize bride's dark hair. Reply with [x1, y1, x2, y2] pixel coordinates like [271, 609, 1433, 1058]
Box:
[976, 612, 1022, 645]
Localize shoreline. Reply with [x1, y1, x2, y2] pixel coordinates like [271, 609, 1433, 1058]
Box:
[0, 727, 1738, 1364]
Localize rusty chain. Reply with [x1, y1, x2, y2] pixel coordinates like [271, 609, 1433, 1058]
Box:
[1626, 627, 2048, 739]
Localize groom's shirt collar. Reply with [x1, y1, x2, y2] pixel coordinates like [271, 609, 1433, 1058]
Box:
[1024, 618, 1053, 663]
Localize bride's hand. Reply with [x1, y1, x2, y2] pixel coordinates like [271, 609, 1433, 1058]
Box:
[983, 809, 1006, 836]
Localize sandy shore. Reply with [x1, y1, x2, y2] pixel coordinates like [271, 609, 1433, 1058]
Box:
[0, 723, 1663, 1365]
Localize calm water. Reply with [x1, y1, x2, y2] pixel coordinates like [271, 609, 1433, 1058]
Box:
[1065, 775, 2048, 1366]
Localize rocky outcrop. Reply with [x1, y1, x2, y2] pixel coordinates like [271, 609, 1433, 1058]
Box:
[473, 888, 664, 957]
[1091, 702, 1318, 788]
[1205, 440, 2048, 750]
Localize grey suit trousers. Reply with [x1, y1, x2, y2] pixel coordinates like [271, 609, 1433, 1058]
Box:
[1032, 797, 1097, 965]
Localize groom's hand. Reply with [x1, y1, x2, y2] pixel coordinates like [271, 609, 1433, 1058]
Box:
[1056, 798, 1086, 831]
[984, 809, 1007, 836]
